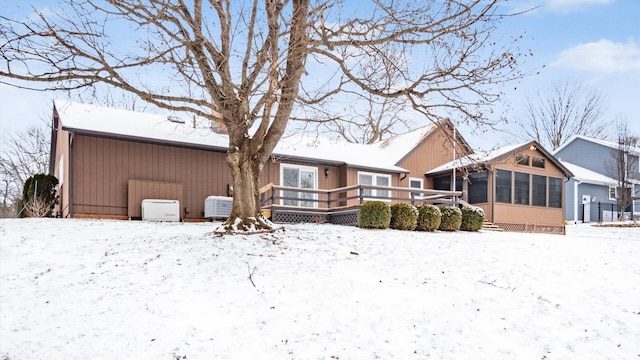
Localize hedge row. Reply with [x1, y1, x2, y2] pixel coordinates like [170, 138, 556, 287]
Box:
[358, 201, 484, 232]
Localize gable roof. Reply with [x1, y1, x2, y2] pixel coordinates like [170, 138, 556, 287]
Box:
[560, 161, 616, 186]
[553, 134, 640, 156]
[426, 140, 573, 178]
[54, 99, 457, 174]
[382, 118, 474, 165]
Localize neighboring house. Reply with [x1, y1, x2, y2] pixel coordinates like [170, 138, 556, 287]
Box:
[49, 100, 471, 222]
[426, 141, 573, 234]
[553, 135, 640, 222]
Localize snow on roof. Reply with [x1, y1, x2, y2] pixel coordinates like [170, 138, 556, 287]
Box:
[560, 161, 616, 186]
[54, 100, 419, 173]
[425, 143, 524, 175]
[554, 134, 640, 156]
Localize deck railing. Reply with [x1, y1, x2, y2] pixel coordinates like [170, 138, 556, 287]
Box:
[259, 183, 463, 209]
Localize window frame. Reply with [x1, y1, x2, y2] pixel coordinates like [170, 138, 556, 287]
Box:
[409, 177, 424, 199]
[514, 171, 530, 205]
[279, 163, 318, 208]
[531, 157, 546, 169]
[516, 154, 530, 166]
[548, 177, 563, 208]
[495, 169, 512, 204]
[531, 174, 547, 207]
[358, 171, 392, 201]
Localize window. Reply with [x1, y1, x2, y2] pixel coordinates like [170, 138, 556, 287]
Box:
[532, 175, 547, 207]
[468, 170, 488, 204]
[514, 172, 530, 205]
[532, 157, 545, 168]
[548, 177, 562, 208]
[409, 177, 424, 199]
[609, 186, 617, 200]
[496, 169, 512, 203]
[280, 164, 317, 207]
[516, 154, 529, 166]
[358, 172, 391, 200]
[433, 175, 463, 191]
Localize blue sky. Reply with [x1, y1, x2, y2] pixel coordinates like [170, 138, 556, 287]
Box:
[1, 0, 639, 150]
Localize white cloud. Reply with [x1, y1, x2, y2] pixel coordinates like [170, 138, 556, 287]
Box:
[545, 0, 614, 13]
[551, 39, 640, 73]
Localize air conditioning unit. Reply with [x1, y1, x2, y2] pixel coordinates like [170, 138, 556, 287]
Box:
[141, 199, 180, 222]
[205, 196, 233, 219]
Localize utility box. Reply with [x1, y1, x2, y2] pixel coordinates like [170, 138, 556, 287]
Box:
[205, 196, 233, 219]
[141, 199, 180, 222]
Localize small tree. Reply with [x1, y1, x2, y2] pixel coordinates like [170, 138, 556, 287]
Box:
[606, 121, 639, 221]
[19, 174, 58, 218]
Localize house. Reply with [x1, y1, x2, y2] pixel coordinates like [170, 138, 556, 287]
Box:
[426, 141, 573, 234]
[553, 135, 640, 222]
[48, 100, 571, 232]
[49, 100, 470, 223]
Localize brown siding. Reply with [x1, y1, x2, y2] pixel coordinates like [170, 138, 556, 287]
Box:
[127, 179, 184, 218]
[397, 125, 472, 191]
[71, 134, 233, 219]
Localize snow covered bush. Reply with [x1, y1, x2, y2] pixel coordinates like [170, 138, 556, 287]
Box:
[416, 204, 441, 232]
[390, 203, 418, 231]
[460, 206, 485, 232]
[439, 206, 462, 231]
[358, 201, 391, 229]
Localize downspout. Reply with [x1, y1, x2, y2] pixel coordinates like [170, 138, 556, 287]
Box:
[573, 178, 582, 224]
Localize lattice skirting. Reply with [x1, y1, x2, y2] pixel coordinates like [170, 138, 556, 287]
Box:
[271, 208, 360, 226]
[495, 223, 565, 235]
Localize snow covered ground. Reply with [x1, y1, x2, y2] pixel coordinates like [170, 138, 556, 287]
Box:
[1, 218, 638, 359]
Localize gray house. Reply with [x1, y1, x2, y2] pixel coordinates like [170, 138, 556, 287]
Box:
[553, 135, 640, 222]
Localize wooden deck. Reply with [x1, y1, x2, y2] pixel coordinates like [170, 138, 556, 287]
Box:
[259, 183, 463, 225]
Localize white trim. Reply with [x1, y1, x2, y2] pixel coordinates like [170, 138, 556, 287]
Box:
[409, 177, 424, 199]
[357, 171, 392, 202]
[279, 163, 318, 208]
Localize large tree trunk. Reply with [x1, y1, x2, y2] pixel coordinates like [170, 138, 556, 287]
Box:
[218, 138, 273, 234]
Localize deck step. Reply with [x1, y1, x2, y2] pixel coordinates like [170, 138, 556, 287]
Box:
[482, 221, 504, 231]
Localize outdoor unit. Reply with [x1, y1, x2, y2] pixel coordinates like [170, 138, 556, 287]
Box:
[141, 199, 180, 222]
[205, 196, 233, 219]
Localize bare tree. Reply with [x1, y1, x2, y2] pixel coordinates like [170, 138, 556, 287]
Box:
[0, 125, 50, 217]
[293, 93, 411, 144]
[607, 121, 639, 221]
[1, 0, 528, 232]
[515, 80, 608, 151]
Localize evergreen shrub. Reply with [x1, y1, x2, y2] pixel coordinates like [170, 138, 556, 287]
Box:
[389, 203, 418, 231]
[20, 173, 59, 218]
[460, 206, 485, 232]
[416, 204, 441, 231]
[439, 206, 462, 231]
[358, 201, 391, 229]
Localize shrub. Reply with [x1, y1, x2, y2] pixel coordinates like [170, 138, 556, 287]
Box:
[439, 206, 462, 231]
[416, 204, 441, 231]
[19, 173, 59, 218]
[390, 203, 418, 231]
[358, 201, 391, 229]
[460, 206, 485, 232]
